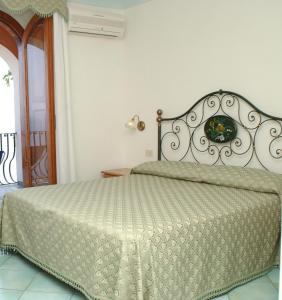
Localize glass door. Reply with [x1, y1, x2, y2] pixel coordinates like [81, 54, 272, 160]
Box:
[20, 16, 56, 187]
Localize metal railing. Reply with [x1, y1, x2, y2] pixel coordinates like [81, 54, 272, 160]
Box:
[0, 133, 17, 185]
[0, 132, 49, 185]
[30, 131, 48, 185]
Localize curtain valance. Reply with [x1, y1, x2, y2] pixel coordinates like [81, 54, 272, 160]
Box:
[0, 0, 68, 21]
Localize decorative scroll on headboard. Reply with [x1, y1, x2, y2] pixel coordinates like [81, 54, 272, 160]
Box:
[157, 90, 282, 173]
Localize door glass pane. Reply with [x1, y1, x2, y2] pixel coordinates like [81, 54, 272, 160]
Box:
[27, 23, 49, 185]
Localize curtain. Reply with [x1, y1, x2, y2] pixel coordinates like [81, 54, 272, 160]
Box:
[53, 12, 77, 184]
[0, 0, 68, 20]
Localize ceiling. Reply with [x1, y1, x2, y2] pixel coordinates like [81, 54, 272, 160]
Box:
[68, 0, 150, 9]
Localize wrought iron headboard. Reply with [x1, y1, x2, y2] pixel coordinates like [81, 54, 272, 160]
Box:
[157, 90, 282, 173]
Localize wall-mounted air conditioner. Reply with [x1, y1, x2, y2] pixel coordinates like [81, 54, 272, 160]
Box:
[68, 4, 126, 38]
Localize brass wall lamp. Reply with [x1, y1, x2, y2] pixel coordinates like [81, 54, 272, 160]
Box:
[125, 114, 145, 131]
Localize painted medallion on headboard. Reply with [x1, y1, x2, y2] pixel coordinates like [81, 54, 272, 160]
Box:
[157, 90, 282, 173]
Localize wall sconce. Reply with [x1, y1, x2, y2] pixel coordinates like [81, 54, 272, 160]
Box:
[125, 114, 145, 131]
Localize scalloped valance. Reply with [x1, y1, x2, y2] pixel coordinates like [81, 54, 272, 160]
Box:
[0, 0, 68, 21]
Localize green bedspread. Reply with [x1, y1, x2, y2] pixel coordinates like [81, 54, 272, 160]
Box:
[0, 161, 281, 300]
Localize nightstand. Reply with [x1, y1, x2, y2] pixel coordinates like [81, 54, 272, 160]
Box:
[101, 168, 131, 178]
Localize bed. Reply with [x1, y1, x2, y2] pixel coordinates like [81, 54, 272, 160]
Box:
[1, 90, 282, 300]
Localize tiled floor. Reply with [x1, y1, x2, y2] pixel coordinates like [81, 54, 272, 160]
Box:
[0, 254, 279, 300]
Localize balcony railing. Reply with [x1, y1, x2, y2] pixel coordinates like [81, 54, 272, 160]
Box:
[0, 133, 17, 185]
[0, 132, 49, 186]
[30, 131, 48, 185]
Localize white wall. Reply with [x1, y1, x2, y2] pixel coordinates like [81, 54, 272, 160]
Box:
[68, 32, 126, 180]
[67, 0, 282, 179]
[122, 0, 282, 166]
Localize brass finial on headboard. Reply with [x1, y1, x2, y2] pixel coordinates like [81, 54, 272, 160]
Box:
[156, 109, 163, 125]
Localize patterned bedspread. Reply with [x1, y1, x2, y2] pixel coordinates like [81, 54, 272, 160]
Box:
[0, 161, 281, 300]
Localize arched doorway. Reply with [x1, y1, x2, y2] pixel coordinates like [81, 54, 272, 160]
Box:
[0, 11, 57, 187]
[0, 12, 23, 187]
[0, 46, 20, 185]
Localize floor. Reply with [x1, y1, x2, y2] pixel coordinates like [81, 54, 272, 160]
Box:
[0, 253, 279, 300]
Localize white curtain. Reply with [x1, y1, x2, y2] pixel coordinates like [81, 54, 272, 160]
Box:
[278, 237, 282, 300]
[53, 13, 77, 184]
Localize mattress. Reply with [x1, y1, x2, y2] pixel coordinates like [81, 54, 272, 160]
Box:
[0, 161, 281, 300]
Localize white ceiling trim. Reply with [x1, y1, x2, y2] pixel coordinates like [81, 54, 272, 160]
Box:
[67, 0, 151, 9]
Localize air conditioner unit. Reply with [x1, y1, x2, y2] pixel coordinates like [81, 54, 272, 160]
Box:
[68, 4, 126, 38]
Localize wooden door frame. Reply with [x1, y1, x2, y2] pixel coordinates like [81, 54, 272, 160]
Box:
[21, 15, 57, 186]
[44, 17, 57, 185]
[0, 11, 23, 41]
[0, 11, 23, 58]
[0, 12, 57, 187]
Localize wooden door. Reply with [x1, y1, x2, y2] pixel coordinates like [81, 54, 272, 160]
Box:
[20, 16, 56, 187]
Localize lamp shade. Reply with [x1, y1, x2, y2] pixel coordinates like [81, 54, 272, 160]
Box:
[125, 114, 145, 131]
[125, 119, 136, 129]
